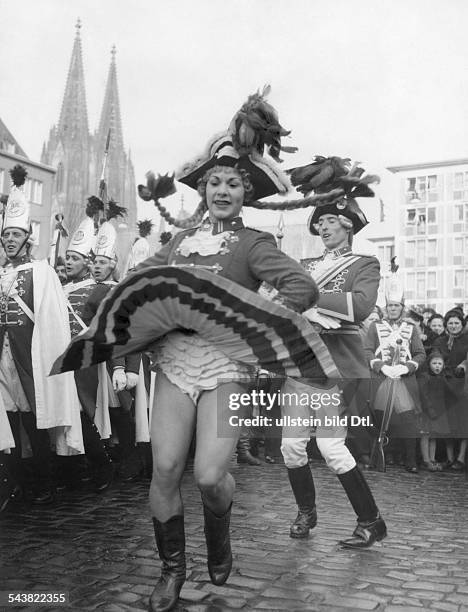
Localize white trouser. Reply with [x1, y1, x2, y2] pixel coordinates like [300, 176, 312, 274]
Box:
[280, 377, 356, 475]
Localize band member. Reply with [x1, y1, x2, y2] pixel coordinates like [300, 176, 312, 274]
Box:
[364, 276, 425, 472]
[125, 219, 154, 273]
[0, 165, 83, 504]
[63, 201, 114, 491]
[280, 157, 387, 548]
[91, 210, 145, 481]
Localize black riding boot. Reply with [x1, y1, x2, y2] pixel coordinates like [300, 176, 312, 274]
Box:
[237, 435, 261, 465]
[287, 465, 317, 538]
[149, 515, 186, 612]
[0, 456, 21, 512]
[80, 413, 114, 492]
[203, 502, 233, 585]
[337, 466, 387, 548]
[21, 412, 54, 504]
[110, 407, 143, 480]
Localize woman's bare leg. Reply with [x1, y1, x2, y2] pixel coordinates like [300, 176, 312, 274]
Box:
[149, 372, 196, 521]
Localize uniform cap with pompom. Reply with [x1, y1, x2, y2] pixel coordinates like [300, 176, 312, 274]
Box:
[2, 165, 31, 234]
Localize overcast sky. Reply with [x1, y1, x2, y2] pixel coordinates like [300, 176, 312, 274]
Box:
[1, 0, 467, 238]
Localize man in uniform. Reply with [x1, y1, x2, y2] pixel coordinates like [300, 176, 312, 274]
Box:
[63, 199, 114, 491]
[90, 208, 144, 481]
[280, 159, 387, 548]
[0, 165, 83, 504]
[363, 276, 425, 472]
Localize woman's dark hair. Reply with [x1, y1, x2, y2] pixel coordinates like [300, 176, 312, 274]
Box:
[428, 313, 443, 325]
[443, 309, 465, 327]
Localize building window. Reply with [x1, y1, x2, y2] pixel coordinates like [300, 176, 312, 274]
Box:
[406, 209, 416, 224]
[32, 180, 43, 204]
[454, 270, 464, 288]
[427, 271, 437, 289]
[416, 241, 425, 267]
[454, 237, 463, 254]
[453, 203, 468, 231]
[406, 174, 439, 203]
[30, 220, 41, 246]
[0, 168, 4, 194]
[453, 171, 468, 200]
[427, 239, 437, 265]
[416, 272, 425, 299]
[56, 162, 64, 192]
[24, 178, 32, 201]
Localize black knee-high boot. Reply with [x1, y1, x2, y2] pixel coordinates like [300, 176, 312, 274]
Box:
[110, 407, 143, 480]
[149, 516, 186, 612]
[337, 466, 387, 548]
[0, 455, 21, 512]
[21, 412, 54, 504]
[287, 465, 317, 538]
[80, 413, 114, 492]
[203, 502, 233, 585]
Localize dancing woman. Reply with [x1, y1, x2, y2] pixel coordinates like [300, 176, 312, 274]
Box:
[137, 90, 328, 612]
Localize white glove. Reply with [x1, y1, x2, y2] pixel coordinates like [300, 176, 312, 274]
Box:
[303, 307, 341, 329]
[112, 368, 127, 391]
[125, 372, 139, 390]
[392, 364, 409, 377]
[381, 365, 399, 379]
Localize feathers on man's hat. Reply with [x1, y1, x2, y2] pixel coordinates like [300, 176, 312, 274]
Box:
[86, 196, 104, 218]
[106, 199, 127, 221]
[288, 156, 379, 198]
[137, 219, 154, 238]
[10, 165, 28, 187]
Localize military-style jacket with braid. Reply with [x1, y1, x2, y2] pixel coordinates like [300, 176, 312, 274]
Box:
[300, 248, 380, 378]
[139, 217, 318, 313]
[0, 256, 36, 407]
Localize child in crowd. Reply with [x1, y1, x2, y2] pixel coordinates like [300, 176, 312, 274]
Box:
[418, 350, 451, 471]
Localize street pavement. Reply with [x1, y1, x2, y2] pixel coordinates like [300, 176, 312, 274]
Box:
[1, 459, 468, 612]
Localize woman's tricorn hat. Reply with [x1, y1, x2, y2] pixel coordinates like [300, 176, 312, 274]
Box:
[176, 85, 295, 200]
[287, 156, 378, 235]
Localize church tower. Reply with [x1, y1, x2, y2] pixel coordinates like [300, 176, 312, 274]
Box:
[93, 46, 137, 268]
[42, 21, 137, 259]
[41, 19, 90, 236]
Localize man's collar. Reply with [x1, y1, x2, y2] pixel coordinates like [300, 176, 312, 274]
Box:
[202, 217, 245, 235]
[5, 253, 32, 268]
[70, 270, 91, 284]
[323, 245, 352, 259]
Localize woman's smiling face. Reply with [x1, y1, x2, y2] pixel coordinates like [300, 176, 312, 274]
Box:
[206, 167, 245, 221]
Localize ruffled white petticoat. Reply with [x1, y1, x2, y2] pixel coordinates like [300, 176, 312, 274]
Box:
[153, 331, 253, 402]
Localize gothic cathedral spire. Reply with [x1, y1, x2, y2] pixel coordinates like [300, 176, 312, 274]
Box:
[58, 18, 89, 143]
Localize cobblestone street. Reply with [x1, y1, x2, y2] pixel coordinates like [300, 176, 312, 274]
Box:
[1, 460, 468, 612]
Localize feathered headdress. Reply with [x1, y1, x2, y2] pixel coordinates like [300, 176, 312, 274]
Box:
[105, 199, 127, 221]
[159, 231, 173, 245]
[288, 157, 380, 235]
[228, 85, 297, 162]
[137, 219, 154, 238]
[86, 196, 104, 220]
[2, 164, 31, 234]
[138, 88, 379, 231]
